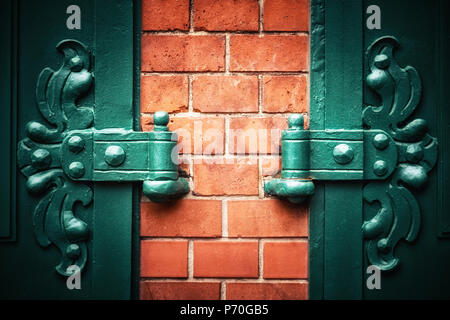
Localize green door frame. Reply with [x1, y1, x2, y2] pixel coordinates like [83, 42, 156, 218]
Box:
[0, 0, 141, 299]
[309, 0, 364, 299]
[91, 0, 141, 299]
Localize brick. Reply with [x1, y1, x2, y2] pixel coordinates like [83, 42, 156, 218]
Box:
[142, 0, 189, 31]
[140, 240, 188, 278]
[193, 76, 258, 113]
[230, 35, 308, 71]
[142, 35, 225, 72]
[228, 200, 308, 237]
[263, 242, 308, 279]
[141, 200, 222, 237]
[194, 241, 258, 278]
[141, 281, 221, 300]
[261, 157, 281, 176]
[229, 117, 287, 154]
[141, 75, 188, 113]
[263, 75, 308, 113]
[226, 282, 308, 300]
[194, 0, 259, 31]
[264, 0, 309, 31]
[141, 115, 225, 155]
[193, 159, 259, 196]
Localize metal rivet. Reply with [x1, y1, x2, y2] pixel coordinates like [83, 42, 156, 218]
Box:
[333, 144, 354, 164]
[405, 144, 424, 164]
[66, 244, 81, 259]
[31, 149, 52, 170]
[69, 161, 85, 178]
[105, 145, 126, 167]
[373, 160, 388, 176]
[68, 135, 85, 154]
[373, 133, 389, 150]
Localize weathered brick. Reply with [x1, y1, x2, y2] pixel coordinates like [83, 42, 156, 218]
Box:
[263, 241, 308, 279]
[140, 281, 221, 300]
[194, 241, 259, 278]
[226, 282, 308, 300]
[228, 117, 287, 154]
[261, 157, 281, 176]
[228, 200, 308, 237]
[230, 35, 308, 71]
[141, 75, 188, 113]
[142, 0, 189, 31]
[263, 75, 308, 113]
[141, 200, 222, 237]
[141, 115, 225, 155]
[141, 240, 188, 278]
[193, 159, 259, 196]
[142, 35, 225, 72]
[194, 0, 259, 31]
[264, 0, 309, 31]
[193, 75, 258, 113]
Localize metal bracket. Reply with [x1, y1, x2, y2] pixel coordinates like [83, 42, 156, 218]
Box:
[264, 114, 398, 203]
[60, 112, 189, 201]
[17, 40, 188, 276]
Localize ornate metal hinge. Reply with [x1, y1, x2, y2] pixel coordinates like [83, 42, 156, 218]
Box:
[264, 114, 398, 203]
[17, 40, 188, 276]
[265, 36, 438, 271]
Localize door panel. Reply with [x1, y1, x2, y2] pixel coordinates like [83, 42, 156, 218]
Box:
[310, 0, 450, 299]
[0, 0, 137, 299]
[362, 0, 450, 299]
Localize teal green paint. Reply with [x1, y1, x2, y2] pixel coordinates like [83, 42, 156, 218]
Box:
[362, 0, 450, 299]
[308, 0, 448, 299]
[1, 0, 150, 299]
[0, 0, 95, 299]
[362, 36, 438, 271]
[309, 0, 326, 300]
[92, 0, 133, 300]
[437, 0, 450, 238]
[308, 0, 364, 300]
[0, 0, 13, 239]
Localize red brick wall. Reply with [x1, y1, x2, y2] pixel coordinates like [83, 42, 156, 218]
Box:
[140, 0, 310, 300]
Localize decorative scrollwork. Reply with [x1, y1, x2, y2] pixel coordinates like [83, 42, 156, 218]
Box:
[362, 36, 438, 271]
[17, 40, 93, 276]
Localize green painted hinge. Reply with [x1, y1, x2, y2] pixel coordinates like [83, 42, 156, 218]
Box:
[264, 114, 399, 203]
[265, 36, 438, 208]
[17, 39, 188, 276]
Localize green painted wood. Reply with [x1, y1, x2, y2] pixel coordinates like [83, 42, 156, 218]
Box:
[0, 0, 139, 299]
[323, 0, 363, 300]
[0, 0, 95, 299]
[437, 0, 450, 238]
[0, 0, 13, 239]
[92, 0, 134, 300]
[309, 0, 326, 300]
[362, 0, 450, 299]
[310, 0, 449, 299]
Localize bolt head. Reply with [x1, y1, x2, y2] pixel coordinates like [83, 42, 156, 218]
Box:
[373, 133, 389, 150]
[105, 145, 126, 167]
[68, 135, 85, 154]
[69, 161, 85, 179]
[31, 149, 52, 170]
[333, 144, 354, 164]
[373, 160, 388, 176]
